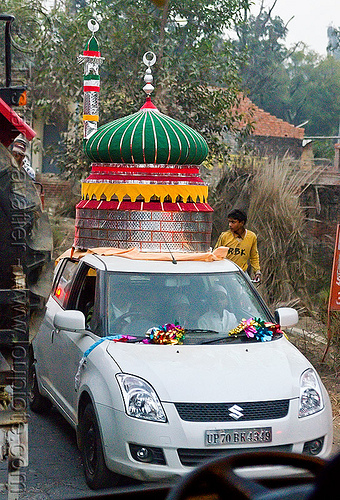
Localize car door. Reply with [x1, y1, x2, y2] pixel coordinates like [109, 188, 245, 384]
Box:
[43, 262, 102, 423]
[35, 258, 79, 390]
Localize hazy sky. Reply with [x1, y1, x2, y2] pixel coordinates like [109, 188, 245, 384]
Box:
[253, 0, 340, 55]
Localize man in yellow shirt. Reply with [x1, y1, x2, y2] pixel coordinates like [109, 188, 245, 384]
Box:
[214, 209, 261, 282]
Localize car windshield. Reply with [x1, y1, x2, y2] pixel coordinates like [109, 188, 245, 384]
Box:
[106, 271, 275, 344]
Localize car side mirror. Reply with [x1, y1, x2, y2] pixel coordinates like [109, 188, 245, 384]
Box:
[53, 310, 86, 331]
[274, 307, 299, 328]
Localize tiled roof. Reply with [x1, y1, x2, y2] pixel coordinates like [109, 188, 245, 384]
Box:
[237, 95, 304, 140]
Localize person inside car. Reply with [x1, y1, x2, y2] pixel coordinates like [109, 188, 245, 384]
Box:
[198, 285, 237, 333]
[170, 293, 191, 328]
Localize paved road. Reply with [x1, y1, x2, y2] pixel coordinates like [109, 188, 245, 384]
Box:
[1, 402, 338, 499]
[0, 407, 138, 500]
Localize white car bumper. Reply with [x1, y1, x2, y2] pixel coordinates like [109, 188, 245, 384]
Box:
[96, 397, 333, 482]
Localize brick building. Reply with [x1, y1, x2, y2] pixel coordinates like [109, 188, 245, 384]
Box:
[236, 95, 305, 159]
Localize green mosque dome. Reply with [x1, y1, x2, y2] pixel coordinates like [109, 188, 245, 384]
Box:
[84, 99, 209, 165]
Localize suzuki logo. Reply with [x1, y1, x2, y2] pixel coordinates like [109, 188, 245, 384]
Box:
[228, 404, 244, 420]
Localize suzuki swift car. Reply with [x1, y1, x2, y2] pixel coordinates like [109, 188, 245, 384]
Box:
[30, 252, 333, 489]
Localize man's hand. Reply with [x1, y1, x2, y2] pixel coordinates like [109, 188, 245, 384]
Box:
[254, 271, 261, 283]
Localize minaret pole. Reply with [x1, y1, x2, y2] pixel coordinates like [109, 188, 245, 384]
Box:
[78, 19, 104, 141]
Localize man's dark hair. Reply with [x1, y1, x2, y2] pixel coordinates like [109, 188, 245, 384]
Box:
[227, 209, 247, 224]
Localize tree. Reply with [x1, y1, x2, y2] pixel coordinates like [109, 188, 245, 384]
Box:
[1, 0, 252, 175]
[233, 0, 294, 120]
[232, 0, 340, 142]
[283, 45, 321, 125]
[301, 57, 340, 136]
[281, 49, 340, 138]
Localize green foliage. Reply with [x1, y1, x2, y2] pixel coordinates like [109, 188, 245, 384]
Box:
[233, 3, 292, 120]
[1, 0, 252, 175]
[312, 140, 335, 160]
[233, 2, 340, 138]
[0, 0, 49, 84]
[281, 46, 320, 125]
[300, 57, 340, 136]
[276, 48, 340, 137]
[4, 0, 340, 163]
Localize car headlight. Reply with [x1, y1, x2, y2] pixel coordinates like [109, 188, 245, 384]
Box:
[298, 368, 324, 418]
[116, 374, 167, 422]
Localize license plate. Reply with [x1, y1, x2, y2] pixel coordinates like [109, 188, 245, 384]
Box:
[205, 427, 272, 446]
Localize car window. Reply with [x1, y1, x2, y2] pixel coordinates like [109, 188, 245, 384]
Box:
[106, 271, 272, 342]
[53, 259, 78, 308]
[75, 268, 97, 319]
[67, 265, 101, 335]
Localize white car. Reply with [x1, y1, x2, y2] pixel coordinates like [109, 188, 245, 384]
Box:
[30, 253, 333, 489]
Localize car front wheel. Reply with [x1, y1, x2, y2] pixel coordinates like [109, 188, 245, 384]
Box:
[79, 402, 120, 489]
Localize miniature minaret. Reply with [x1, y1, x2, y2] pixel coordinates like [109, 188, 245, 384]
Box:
[78, 19, 104, 140]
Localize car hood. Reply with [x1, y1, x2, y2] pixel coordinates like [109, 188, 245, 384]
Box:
[106, 337, 311, 403]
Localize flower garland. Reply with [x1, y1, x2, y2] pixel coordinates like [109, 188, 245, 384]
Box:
[144, 323, 185, 344]
[229, 317, 283, 342]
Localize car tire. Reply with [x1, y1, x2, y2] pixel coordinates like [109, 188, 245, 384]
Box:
[79, 402, 120, 489]
[28, 363, 52, 414]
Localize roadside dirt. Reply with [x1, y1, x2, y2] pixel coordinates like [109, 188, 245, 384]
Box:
[288, 317, 340, 456]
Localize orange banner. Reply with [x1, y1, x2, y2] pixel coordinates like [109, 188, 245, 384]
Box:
[328, 224, 340, 311]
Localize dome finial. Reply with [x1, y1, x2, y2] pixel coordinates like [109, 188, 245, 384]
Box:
[142, 51, 156, 97]
[88, 18, 99, 34]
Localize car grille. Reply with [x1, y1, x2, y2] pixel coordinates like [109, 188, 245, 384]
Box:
[174, 400, 290, 422]
[178, 444, 293, 467]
